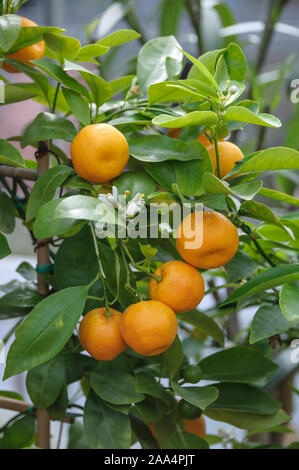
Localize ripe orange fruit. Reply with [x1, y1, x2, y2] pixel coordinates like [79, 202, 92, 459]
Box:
[176, 210, 239, 269]
[206, 141, 244, 178]
[184, 415, 206, 437]
[150, 415, 206, 443]
[149, 260, 205, 313]
[121, 300, 177, 356]
[71, 123, 129, 183]
[79, 307, 127, 361]
[3, 17, 45, 73]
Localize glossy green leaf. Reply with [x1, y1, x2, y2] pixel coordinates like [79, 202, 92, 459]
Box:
[3, 59, 49, 100]
[0, 284, 43, 308]
[203, 173, 262, 200]
[205, 408, 289, 431]
[0, 191, 15, 233]
[137, 35, 183, 92]
[128, 135, 210, 162]
[44, 33, 81, 63]
[148, 80, 218, 105]
[160, 0, 183, 36]
[239, 200, 289, 233]
[164, 335, 184, 380]
[166, 432, 209, 449]
[177, 310, 224, 346]
[33, 198, 86, 239]
[75, 43, 109, 62]
[113, 171, 156, 199]
[26, 165, 73, 221]
[0, 139, 25, 167]
[250, 305, 293, 344]
[152, 111, 217, 128]
[21, 112, 77, 148]
[171, 381, 219, 410]
[0, 416, 35, 449]
[259, 187, 299, 207]
[0, 14, 21, 52]
[228, 147, 299, 178]
[221, 265, 299, 307]
[135, 373, 169, 402]
[61, 87, 91, 125]
[223, 42, 247, 82]
[89, 367, 144, 405]
[16, 262, 36, 281]
[110, 75, 135, 95]
[200, 346, 278, 386]
[84, 391, 131, 449]
[181, 48, 220, 91]
[223, 106, 281, 127]
[280, 283, 299, 322]
[26, 354, 65, 409]
[97, 29, 140, 47]
[209, 382, 281, 415]
[4, 286, 88, 379]
[226, 250, 259, 283]
[8, 26, 64, 53]
[0, 233, 11, 260]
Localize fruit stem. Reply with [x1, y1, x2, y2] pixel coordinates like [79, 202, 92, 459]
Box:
[121, 242, 162, 283]
[212, 130, 221, 179]
[90, 223, 111, 318]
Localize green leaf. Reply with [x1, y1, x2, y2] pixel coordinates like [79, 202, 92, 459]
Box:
[223, 42, 247, 82]
[239, 200, 289, 233]
[203, 173, 262, 200]
[199, 346, 278, 386]
[128, 135, 210, 162]
[228, 147, 299, 178]
[152, 111, 218, 129]
[26, 354, 65, 409]
[47, 380, 68, 420]
[44, 33, 81, 64]
[21, 112, 77, 148]
[0, 14, 21, 52]
[226, 250, 259, 283]
[33, 58, 89, 98]
[62, 175, 96, 194]
[0, 233, 11, 260]
[148, 79, 218, 104]
[75, 44, 109, 62]
[4, 286, 88, 379]
[53, 195, 110, 222]
[177, 310, 224, 346]
[223, 106, 281, 127]
[61, 88, 91, 126]
[209, 382, 281, 415]
[135, 373, 169, 402]
[205, 408, 289, 431]
[113, 171, 156, 199]
[137, 35, 183, 92]
[0, 139, 25, 167]
[97, 29, 140, 47]
[84, 391, 131, 449]
[166, 431, 209, 449]
[0, 284, 43, 308]
[160, 0, 183, 36]
[109, 75, 135, 95]
[0, 191, 15, 233]
[280, 283, 299, 322]
[163, 335, 184, 380]
[221, 265, 299, 307]
[259, 187, 299, 208]
[33, 199, 86, 239]
[26, 165, 73, 221]
[249, 305, 293, 344]
[0, 82, 39, 105]
[8, 26, 64, 53]
[16, 262, 36, 281]
[129, 412, 159, 449]
[180, 49, 220, 92]
[171, 381, 218, 410]
[0, 416, 35, 449]
[89, 367, 144, 405]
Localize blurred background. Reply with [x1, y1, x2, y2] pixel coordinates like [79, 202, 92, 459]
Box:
[0, 0, 299, 448]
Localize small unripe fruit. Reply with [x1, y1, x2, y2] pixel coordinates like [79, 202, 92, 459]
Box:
[182, 365, 202, 384]
[178, 400, 203, 420]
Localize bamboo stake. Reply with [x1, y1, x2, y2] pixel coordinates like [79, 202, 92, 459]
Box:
[0, 166, 37, 181]
[35, 143, 51, 448]
[0, 397, 73, 424]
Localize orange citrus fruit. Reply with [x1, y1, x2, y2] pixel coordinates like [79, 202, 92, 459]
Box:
[150, 415, 206, 443]
[176, 210, 239, 269]
[79, 307, 127, 361]
[121, 300, 177, 356]
[3, 17, 45, 73]
[71, 123, 129, 183]
[206, 141, 244, 178]
[149, 260, 205, 313]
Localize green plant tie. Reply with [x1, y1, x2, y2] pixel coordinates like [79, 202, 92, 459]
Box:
[27, 405, 35, 415]
[36, 263, 54, 274]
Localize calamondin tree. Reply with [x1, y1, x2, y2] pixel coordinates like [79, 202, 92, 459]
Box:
[1, 0, 299, 450]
